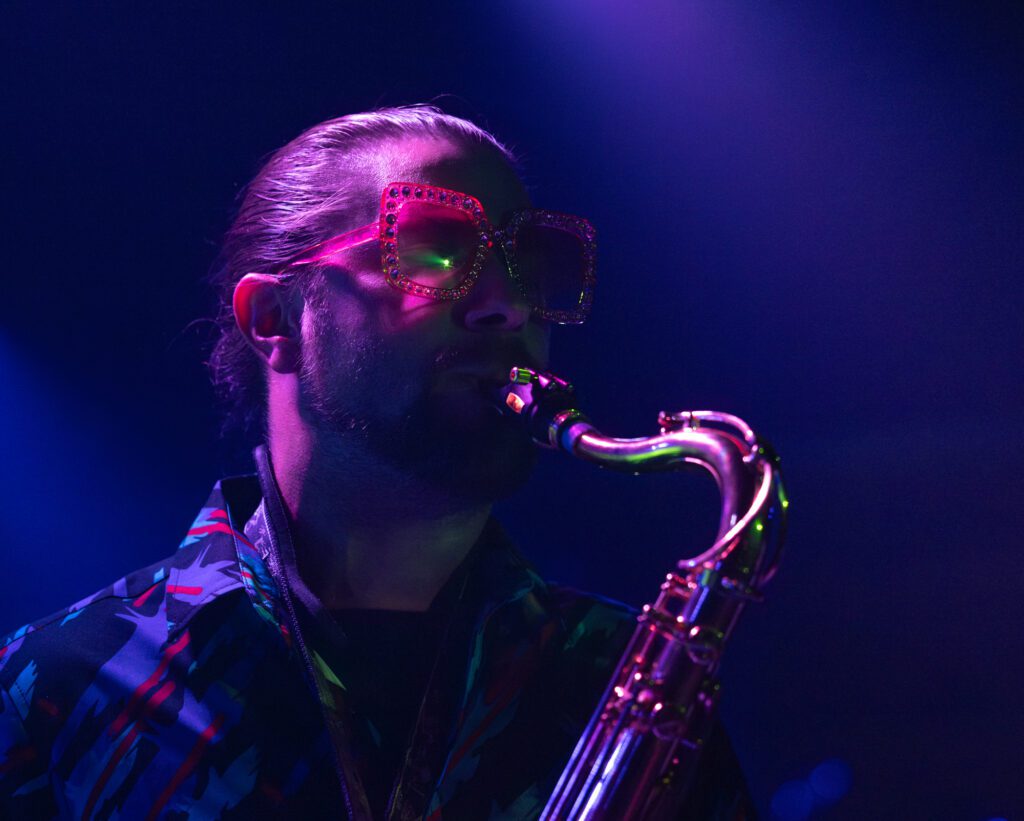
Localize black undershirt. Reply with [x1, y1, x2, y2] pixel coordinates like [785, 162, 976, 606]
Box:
[328, 608, 447, 818]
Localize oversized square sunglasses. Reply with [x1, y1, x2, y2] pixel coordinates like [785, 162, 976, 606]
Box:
[272, 182, 597, 324]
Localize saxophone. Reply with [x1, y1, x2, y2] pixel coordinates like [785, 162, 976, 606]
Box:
[495, 367, 788, 820]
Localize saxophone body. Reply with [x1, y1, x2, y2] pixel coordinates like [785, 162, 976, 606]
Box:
[496, 368, 788, 820]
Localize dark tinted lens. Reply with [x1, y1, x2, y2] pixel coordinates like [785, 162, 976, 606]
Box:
[397, 201, 479, 288]
[514, 223, 586, 311]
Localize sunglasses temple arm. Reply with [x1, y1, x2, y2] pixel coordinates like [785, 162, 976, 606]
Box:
[284, 222, 379, 268]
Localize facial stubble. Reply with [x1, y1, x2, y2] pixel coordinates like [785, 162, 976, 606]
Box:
[297, 290, 538, 505]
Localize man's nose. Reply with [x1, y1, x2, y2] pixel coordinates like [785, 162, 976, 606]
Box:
[454, 251, 531, 332]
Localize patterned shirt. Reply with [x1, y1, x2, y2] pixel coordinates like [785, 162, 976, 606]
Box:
[0, 448, 755, 819]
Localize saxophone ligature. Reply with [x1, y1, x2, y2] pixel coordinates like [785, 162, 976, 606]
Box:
[495, 366, 788, 820]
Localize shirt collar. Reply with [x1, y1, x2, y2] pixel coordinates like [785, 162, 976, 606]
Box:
[163, 475, 259, 637]
[166, 447, 555, 641]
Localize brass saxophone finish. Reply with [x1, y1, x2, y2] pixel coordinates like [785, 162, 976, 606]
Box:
[497, 368, 788, 820]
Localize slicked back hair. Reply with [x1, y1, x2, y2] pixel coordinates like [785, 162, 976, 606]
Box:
[207, 106, 518, 437]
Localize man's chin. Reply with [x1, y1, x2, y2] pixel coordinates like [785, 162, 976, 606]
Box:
[456, 428, 538, 502]
[412, 407, 538, 503]
[314, 382, 540, 503]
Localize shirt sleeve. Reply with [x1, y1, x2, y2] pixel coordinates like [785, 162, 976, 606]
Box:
[0, 683, 57, 819]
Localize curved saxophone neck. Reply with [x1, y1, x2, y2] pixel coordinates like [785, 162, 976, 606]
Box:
[495, 366, 786, 575]
[495, 366, 757, 476]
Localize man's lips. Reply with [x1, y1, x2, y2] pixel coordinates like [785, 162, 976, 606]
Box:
[432, 361, 544, 406]
[440, 366, 515, 382]
[433, 345, 539, 374]
[433, 348, 541, 383]
[429, 346, 544, 407]
[432, 369, 511, 397]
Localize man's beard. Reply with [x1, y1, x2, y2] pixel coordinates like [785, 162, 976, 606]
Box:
[296, 302, 538, 505]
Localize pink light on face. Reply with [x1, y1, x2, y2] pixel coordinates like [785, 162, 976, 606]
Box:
[395, 289, 448, 318]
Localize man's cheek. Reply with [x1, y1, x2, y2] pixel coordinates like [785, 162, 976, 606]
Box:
[374, 292, 448, 332]
[526, 320, 551, 367]
[374, 353, 436, 416]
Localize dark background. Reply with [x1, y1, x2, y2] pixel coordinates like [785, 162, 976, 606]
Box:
[2, 2, 1022, 819]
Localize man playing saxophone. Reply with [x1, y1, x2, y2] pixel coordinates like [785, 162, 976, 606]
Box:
[0, 107, 756, 819]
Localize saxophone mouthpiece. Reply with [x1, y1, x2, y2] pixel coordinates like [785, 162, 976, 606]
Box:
[492, 366, 535, 416]
[493, 366, 587, 449]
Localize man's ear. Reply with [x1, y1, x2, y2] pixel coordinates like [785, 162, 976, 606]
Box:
[232, 274, 303, 374]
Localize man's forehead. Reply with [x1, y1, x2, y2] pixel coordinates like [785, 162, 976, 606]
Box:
[362, 136, 530, 218]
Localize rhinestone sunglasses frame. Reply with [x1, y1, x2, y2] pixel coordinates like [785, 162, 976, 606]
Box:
[274, 182, 597, 324]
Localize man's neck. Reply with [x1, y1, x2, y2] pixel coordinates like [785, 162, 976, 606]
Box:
[298, 508, 490, 612]
[268, 426, 491, 612]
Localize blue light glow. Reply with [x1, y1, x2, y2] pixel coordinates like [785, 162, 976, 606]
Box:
[770, 779, 814, 821]
[808, 758, 852, 804]
[771, 757, 852, 819]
